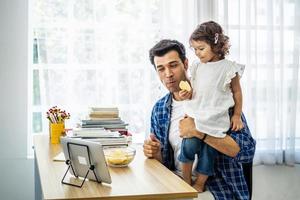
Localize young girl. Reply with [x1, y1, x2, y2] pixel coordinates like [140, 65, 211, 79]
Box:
[178, 21, 245, 192]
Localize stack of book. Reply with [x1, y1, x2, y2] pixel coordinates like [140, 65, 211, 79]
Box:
[70, 128, 128, 146]
[68, 107, 130, 147]
[82, 107, 129, 136]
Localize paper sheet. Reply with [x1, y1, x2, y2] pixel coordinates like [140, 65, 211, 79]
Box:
[53, 152, 65, 162]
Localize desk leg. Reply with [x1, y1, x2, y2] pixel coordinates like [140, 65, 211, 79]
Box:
[34, 151, 43, 200]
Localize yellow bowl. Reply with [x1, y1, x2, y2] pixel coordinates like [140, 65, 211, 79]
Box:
[104, 146, 136, 167]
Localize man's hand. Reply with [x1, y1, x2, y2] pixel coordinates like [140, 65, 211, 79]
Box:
[179, 115, 199, 138]
[143, 134, 162, 161]
[231, 115, 244, 131]
[178, 89, 193, 100]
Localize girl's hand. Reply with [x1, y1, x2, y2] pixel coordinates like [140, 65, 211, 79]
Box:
[231, 115, 244, 131]
[179, 89, 192, 100]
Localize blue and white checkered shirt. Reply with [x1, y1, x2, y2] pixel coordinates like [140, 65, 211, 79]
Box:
[150, 93, 256, 200]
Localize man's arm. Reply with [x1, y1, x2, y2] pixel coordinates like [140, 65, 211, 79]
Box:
[193, 130, 240, 157]
[226, 122, 256, 163]
[143, 106, 163, 162]
[179, 116, 255, 161]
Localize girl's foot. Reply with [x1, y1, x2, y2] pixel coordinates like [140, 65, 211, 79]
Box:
[192, 173, 208, 193]
[192, 183, 205, 193]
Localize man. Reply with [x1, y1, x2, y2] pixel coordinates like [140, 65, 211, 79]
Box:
[143, 39, 256, 200]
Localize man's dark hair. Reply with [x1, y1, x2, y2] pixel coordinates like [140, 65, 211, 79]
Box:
[149, 39, 186, 69]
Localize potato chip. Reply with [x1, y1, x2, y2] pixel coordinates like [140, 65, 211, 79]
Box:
[104, 147, 136, 167]
[179, 81, 191, 91]
[107, 149, 129, 165]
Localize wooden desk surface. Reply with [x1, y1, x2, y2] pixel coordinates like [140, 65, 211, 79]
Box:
[34, 135, 198, 200]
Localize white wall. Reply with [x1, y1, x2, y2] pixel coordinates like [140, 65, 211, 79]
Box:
[0, 0, 34, 199]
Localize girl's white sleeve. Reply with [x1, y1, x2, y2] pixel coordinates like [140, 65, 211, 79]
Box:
[223, 61, 245, 91]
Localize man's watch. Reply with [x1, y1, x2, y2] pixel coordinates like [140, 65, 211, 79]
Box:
[202, 134, 207, 141]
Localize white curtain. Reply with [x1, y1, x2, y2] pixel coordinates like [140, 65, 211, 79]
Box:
[30, 0, 300, 165]
[29, 0, 198, 154]
[205, 0, 300, 165]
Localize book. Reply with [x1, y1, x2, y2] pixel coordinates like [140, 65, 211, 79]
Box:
[89, 117, 121, 121]
[89, 107, 119, 119]
[89, 113, 119, 118]
[84, 136, 128, 146]
[72, 128, 120, 137]
[82, 119, 125, 125]
[90, 107, 118, 112]
[81, 124, 128, 129]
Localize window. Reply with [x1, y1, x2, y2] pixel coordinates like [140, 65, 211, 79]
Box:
[216, 0, 300, 164]
[28, 0, 196, 156]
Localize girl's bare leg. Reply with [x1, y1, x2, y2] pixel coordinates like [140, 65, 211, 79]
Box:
[193, 173, 208, 193]
[181, 162, 193, 185]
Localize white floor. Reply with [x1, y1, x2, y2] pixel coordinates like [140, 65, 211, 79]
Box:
[252, 164, 300, 200]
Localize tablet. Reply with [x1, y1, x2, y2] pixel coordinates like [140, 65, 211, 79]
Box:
[60, 137, 112, 184]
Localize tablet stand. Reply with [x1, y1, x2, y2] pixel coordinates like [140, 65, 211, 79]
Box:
[61, 142, 101, 188]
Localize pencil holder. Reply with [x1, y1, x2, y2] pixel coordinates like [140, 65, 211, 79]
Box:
[50, 123, 65, 144]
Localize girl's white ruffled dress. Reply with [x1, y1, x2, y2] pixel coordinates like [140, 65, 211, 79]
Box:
[183, 59, 245, 138]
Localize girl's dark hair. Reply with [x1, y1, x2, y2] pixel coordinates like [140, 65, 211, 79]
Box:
[189, 21, 230, 59]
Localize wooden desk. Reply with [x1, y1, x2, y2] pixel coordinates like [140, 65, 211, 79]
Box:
[34, 135, 198, 200]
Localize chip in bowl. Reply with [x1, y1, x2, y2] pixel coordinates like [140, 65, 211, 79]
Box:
[104, 146, 136, 167]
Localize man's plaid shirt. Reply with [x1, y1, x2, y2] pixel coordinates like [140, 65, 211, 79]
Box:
[150, 93, 256, 200]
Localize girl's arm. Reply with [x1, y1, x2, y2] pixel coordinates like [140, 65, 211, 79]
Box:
[231, 74, 242, 116]
[230, 74, 244, 131]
